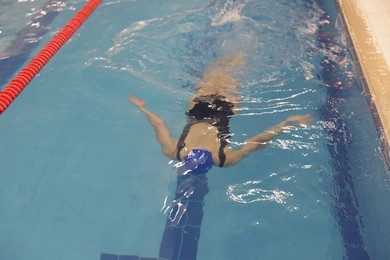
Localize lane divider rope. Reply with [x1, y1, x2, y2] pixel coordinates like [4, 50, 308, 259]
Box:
[0, 0, 102, 115]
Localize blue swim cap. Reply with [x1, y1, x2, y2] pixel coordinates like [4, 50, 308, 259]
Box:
[176, 149, 214, 175]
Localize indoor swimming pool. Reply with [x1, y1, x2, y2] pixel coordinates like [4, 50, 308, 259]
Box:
[1, 0, 390, 259]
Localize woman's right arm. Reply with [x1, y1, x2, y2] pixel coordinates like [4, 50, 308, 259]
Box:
[128, 95, 177, 159]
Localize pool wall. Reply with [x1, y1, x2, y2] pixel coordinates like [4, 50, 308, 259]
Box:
[336, 0, 390, 168]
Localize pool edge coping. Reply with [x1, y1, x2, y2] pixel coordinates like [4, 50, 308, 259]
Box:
[336, 0, 390, 167]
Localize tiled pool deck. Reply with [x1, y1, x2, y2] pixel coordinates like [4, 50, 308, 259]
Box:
[337, 0, 390, 162]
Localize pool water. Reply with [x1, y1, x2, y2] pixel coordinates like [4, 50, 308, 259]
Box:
[1, 0, 390, 259]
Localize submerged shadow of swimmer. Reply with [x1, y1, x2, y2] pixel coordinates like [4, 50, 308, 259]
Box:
[125, 54, 313, 260]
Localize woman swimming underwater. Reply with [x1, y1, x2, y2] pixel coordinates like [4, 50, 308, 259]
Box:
[127, 53, 314, 260]
[128, 53, 314, 173]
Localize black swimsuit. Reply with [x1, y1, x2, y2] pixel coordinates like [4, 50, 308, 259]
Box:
[176, 94, 234, 167]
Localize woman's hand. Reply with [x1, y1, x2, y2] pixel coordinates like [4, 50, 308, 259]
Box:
[128, 95, 145, 109]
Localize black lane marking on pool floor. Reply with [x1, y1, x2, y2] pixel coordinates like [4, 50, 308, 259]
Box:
[100, 173, 209, 260]
[316, 0, 370, 258]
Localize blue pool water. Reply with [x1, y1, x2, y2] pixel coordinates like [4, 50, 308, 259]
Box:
[1, 0, 390, 259]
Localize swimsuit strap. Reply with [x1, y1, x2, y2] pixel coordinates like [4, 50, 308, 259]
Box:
[218, 138, 228, 167]
[176, 124, 190, 160]
[216, 120, 231, 167]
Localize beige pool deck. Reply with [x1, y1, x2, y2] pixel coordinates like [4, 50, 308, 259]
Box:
[337, 0, 390, 161]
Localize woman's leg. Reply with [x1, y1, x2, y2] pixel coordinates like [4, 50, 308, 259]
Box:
[187, 53, 245, 112]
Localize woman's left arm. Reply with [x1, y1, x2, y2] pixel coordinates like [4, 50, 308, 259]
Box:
[224, 114, 314, 166]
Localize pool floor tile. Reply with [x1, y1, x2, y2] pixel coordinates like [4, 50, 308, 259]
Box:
[118, 255, 140, 260]
[100, 254, 161, 260]
[100, 253, 119, 260]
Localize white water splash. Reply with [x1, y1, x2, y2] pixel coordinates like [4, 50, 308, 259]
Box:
[211, 0, 247, 26]
[107, 18, 158, 55]
[227, 179, 293, 204]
